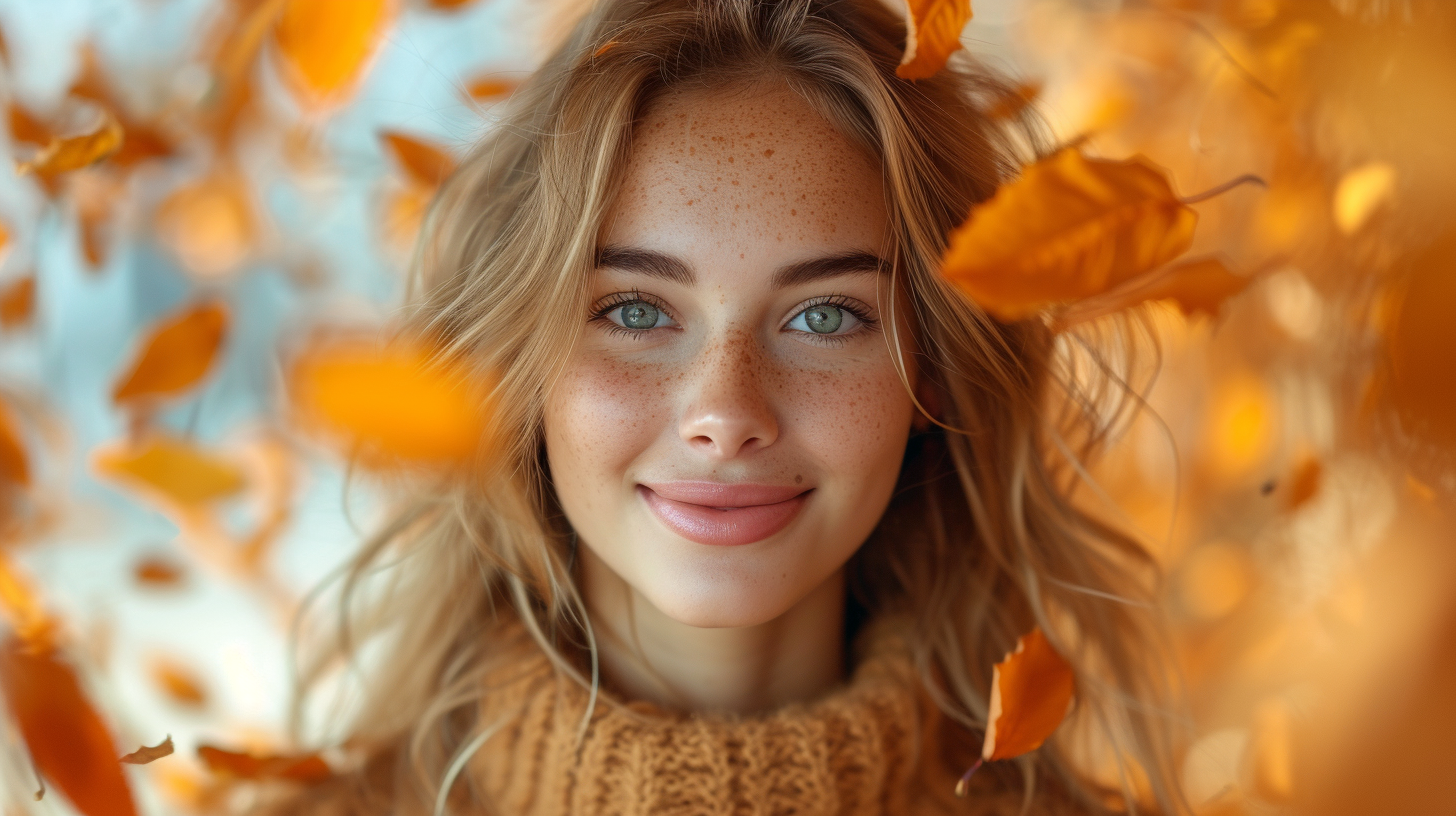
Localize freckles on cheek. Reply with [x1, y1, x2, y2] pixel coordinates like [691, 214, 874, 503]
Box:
[782, 362, 909, 465]
[551, 352, 673, 475]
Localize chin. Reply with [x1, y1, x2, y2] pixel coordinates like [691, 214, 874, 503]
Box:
[640, 562, 805, 629]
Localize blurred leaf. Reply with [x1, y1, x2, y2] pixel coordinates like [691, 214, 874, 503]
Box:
[148, 656, 208, 708]
[1284, 455, 1322, 511]
[1334, 161, 1396, 235]
[982, 627, 1075, 761]
[941, 148, 1198, 321]
[0, 275, 34, 330]
[0, 639, 139, 816]
[111, 301, 229, 405]
[154, 172, 258, 279]
[464, 76, 518, 100]
[986, 81, 1042, 120]
[120, 735, 175, 766]
[0, 555, 52, 646]
[1388, 231, 1456, 449]
[93, 436, 247, 508]
[197, 745, 331, 783]
[272, 0, 394, 109]
[427, 0, 480, 8]
[897, 0, 972, 80]
[0, 397, 28, 487]
[380, 131, 456, 188]
[288, 337, 490, 465]
[1060, 257, 1252, 327]
[8, 102, 51, 145]
[14, 111, 124, 177]
[133, 555, 186, 588]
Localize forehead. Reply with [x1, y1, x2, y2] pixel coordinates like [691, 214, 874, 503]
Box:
[601, 81, 889, 265]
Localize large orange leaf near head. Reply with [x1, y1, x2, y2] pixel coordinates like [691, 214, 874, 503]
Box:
[941, 148, 1199, 322]
[897, 0, 973, 80]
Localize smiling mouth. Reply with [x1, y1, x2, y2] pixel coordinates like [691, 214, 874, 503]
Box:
[637, 482, 811, 546]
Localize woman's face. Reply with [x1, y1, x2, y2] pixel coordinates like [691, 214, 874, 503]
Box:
[543, 82, 916, 629]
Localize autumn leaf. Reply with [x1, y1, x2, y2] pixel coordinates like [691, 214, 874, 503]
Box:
[288, 336, 491, 465]
[897, 0, 972, 80]
[14, 110, 124, 177]
[197, 745, 331, 783]
[0, 276, 32, 330]
[982, 627, 1075, 761]
[154, 172, 258, 279]
[0, 397, 28, 487]
[1283, 455, 1322, 511]
[426, 0, 479, 9]
[0, 639, 139, 816]
[272, 0, 394, 109]
[380, 131, 456, 188]
[1058, 257, 1252, 327]
[111, 301, 229, 405]
[464, 77, 518, 101]
[120, 735, 175, 765]
[133, 555, 186, 588]
[0, 555, 52, 646]
[941, 148, 1198, 322]
[93, 435, 247, 508]
[8, 102, 52, 146]
[986, 81, 1042, 120]
[1387, 230, 1456, 449]
[148, 656, 208, 708]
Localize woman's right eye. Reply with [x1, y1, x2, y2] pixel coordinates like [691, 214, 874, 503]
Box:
[603, 300, 677, 330]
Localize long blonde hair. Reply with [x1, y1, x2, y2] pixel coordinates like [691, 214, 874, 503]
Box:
[267, 1, 1181, 813]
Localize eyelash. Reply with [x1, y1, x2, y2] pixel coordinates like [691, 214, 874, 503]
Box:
[587, 291, 880, 345]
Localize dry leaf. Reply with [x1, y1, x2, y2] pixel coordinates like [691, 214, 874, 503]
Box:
[288, 337, 490, 465]
[0, 555, 52, 646]
[941, 148, 1198, 322]
[380, 131, 456, 188]
[133, 555, 186, 588]
[1333, 161, 1395, 235]
[897, 0, 972, 80]
[272, 0, 394, 109]
[986, 81, 1042, 120]
[0, 639, 139, 816]
[1059, 257, 1252, 328]
[0, 275, 33, 330]
[465, 77, 518, 100]
[111, 301, 229, 405]
[154, 172, 257, 279]
[8, 102, 52, 146]
[14, 111, 124, 177]
[148, 656, 208, 708]
[426, 0, 479, 8]
[120, 735, 175, 766]
[197, 745, 331, 783]
[93, 436, 247, 508]
[0, 397, 28, 487]
[982, 627, 1075, 761]
[1283, 455, 1322, 511]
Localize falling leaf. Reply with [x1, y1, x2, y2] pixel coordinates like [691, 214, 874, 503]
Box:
[14, 111, 124, 177]
[464, 77, 518, 101]
[1059, 257, 1252, 328]
[197, 745, 331, 783]
[133, 555, 186, 588]
[426, 0, 479, 9]
[148, 656, 208, 708]
[986, 81, 1042, 120]
[897, 0, 973, 80]
[1283, 455, 1322, 511]
[380, 131, 456, 188]
[982, 627, 1075, 761]
[111, 301, 229, 405]
[8, 102, 53, 146]
[0, 639, 139, 816]
[0, 397, 28, 487]
[1333, 161, 1395, 235]
[0, 555, 52, 646]
[288, 336, 490, 465]
[272, 0, 394, 109]
[73, 169, 123, 270]
[120, 735, 175, 766]
[93, 435, 247, 508]
[154, 172, 257, 279]
[940, 148, 1198, 322]
[0, 275, 35, 329]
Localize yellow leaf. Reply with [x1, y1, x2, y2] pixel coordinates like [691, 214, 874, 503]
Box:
[14, 110, 124, 177]
[941, 148, 1198, 321]
[93, 436, 247, 508]
[0, 554, 53, 647]
[154, 172, 257, 279]
[272, 0, 394, 109]
[1333, 161, 1396, 235]
[982, 627, 1076, 761]
[111, 302, 229, 405]
[288, 337, 490, 465]
[379, 131, 456, 188]
[1058, 257, 1251, 328]
[120, 735, 175, 766]
[897, 0, 973, 80]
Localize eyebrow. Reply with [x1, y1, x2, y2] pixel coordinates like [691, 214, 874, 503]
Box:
[595, 246, 887, 288]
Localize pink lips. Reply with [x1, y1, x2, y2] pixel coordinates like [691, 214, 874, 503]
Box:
[638, 481, 810, 546]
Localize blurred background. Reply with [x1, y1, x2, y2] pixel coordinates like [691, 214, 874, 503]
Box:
[0, 0, 1452, 814]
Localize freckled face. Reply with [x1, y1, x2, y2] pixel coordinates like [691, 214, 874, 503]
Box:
[542, 83, 915, 628]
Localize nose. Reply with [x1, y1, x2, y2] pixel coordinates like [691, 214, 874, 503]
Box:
[678, 329, 779, 459]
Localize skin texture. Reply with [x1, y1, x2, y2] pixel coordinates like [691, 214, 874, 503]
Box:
[542, 82, 917, 713]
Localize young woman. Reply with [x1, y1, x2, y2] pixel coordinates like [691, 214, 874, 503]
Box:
[261, 1, 1179, 813]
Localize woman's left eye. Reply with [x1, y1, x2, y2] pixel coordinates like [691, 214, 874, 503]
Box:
[787, 303, 862, 336]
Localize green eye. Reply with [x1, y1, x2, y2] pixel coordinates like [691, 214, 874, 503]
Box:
[802, 305, 843, 334]
[619, 301, 660, 329]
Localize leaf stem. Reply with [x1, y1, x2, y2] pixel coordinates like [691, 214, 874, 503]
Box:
[1181, 173, 1266, 205]
[954, 758, 984, 798]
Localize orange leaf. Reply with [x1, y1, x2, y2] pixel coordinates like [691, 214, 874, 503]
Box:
[93, 436, 247, 508]
[154, 172, 257, 279]
[986, 81, 1042, 120]
[941, 148, 1198, 322]
[148, 656, 208, 708]
[897, 0, 972, 80]
[0, 639, 139, 816]
[379, 131, 456, 188]
[111, 301, 229, 405]
[0, 555, 52, 647]
[1387, 230, 1456, 449]
[427, 0, 479, 8]
[288, 337, 490, 465]
[120, 735, 175, 765]
[464, 77, 518, 101]
[1283, 455, 1322, 511]
[982, 627, 1075, 761]
[14, 110, 124, 177]
[197, 745, 331, 783]
[0, 397, 28, 487]
[272, 0, 394, 109]
[1058, 257, 1252, 328]
[9, 102, 52, 146]
[133, 555, 186, 587]
[0, 275, 33, 330]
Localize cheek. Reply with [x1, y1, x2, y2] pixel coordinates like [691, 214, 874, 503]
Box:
[544, 351, 673, 498]
[781, 358, 913, 479]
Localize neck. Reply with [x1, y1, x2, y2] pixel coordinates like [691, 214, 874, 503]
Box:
[578, 548, 847, 714]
